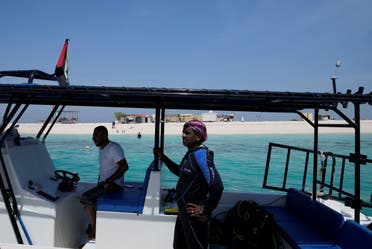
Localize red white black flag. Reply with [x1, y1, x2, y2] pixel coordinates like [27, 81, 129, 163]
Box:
[55, 39, 69, 86]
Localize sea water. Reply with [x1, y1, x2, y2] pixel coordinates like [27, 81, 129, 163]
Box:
[44, 133, 372, 214]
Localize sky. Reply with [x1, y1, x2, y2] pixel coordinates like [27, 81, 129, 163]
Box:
[1, 0, 372, 122]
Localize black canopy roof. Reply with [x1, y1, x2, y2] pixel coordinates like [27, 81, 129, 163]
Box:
[0, 70, 371, 112]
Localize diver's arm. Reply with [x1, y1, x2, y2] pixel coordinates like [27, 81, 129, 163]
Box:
[153, 148, 180, 176]
[195, 149, 224, 216]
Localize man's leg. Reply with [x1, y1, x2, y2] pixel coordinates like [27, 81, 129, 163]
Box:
[176, 214, 209, 249]
[173, 216, 187, 249]
[80, 184, 105, 239]
[86, 205, 96, 239]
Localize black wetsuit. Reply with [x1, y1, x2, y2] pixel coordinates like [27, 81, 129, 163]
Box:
[162, 145, 224, 249]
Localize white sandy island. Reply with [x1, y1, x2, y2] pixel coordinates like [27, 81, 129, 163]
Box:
[15, 120, 372, 135]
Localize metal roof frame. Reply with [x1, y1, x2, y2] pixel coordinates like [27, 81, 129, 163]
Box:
[0, 83, 371, 112]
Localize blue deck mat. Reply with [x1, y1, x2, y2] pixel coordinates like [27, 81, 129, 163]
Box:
[97, 181, 146, 213]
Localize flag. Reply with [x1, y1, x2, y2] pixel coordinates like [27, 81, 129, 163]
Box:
[55, 39, 69, 86]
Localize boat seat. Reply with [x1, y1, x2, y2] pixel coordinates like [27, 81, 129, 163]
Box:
[97, 165, 152, 214]
[296, 220, 372, 249]
[263, 188, 312, 223]
[263, 188, 346, 249]
[337, 219, 372, 249]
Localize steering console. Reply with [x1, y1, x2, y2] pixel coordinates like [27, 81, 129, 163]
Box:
[54, 170, 80, 192]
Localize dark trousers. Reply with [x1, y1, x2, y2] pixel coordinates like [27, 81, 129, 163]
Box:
[174, 214, 209, 249]
[80, 181, 123, 206]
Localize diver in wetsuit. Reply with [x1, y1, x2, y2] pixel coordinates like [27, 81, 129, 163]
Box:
[154, 120, 224, 249]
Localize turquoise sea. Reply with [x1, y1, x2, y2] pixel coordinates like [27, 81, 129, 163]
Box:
[43, 133, 372, 215]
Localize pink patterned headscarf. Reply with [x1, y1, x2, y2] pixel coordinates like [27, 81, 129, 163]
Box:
[183, 120, 208, 143]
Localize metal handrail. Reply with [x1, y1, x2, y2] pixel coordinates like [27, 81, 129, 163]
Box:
[263, 142, 372, 209]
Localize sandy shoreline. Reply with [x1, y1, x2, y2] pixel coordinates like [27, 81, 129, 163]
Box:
[15, 120, 372, 135]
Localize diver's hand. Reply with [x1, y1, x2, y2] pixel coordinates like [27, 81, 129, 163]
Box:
[187, 203, 207, 221]
[153, 147, 164, 159]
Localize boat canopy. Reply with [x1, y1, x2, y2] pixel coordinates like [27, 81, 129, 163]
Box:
[0, 73, 371, 112]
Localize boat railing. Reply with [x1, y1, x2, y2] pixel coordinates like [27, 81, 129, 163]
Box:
[263, 142, 372, 210]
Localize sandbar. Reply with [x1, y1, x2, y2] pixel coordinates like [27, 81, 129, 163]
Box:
[15, 120, 372, 135]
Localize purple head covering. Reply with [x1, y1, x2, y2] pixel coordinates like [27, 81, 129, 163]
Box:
[184, 120, 208, 143]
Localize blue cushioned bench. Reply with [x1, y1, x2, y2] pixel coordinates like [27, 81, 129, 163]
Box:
[97, 165, 152, 214]
[263, 188, 372, 249]
[299, 220, 372, 249]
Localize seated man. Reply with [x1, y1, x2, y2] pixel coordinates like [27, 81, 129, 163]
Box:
[80, 126, 129, 239]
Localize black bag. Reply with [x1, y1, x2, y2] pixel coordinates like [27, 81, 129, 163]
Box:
[224, 200, 277, 249]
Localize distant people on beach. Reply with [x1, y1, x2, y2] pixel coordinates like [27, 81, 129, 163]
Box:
[80, 126, 129, 239]
[112, 121, 115, 129]
[153, 120, 223, 249]
[137, 132, 141, 138]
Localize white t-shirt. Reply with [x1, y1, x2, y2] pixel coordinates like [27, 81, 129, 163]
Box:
[98, 141, 125, 187]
